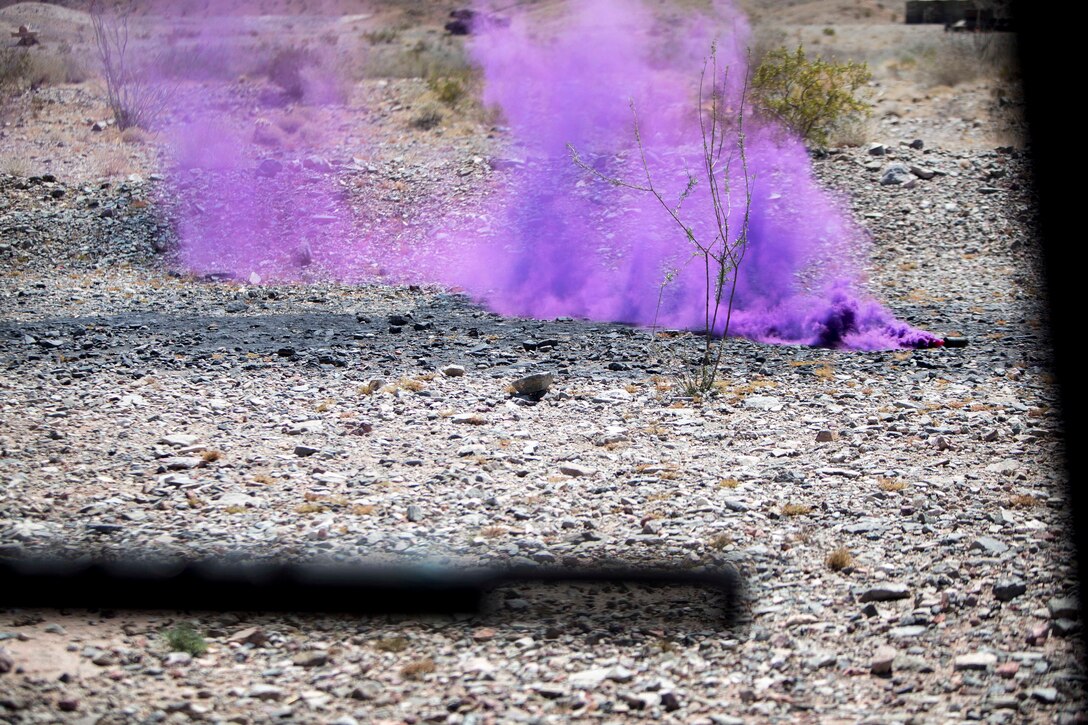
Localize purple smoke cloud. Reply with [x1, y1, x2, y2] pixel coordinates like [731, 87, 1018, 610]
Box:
[157, 0, 939, 350]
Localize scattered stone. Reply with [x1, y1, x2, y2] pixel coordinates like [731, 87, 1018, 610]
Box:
[292, 651, 329, 668]
[512, 372, 554, 396]
[970, 536, 1009, 556]
[569, 668, 609, 689]
[1047, 597, 1078, 620]
[867, 143, 887, 156]
[0, 648, 12, 674]
[954, 653, 997, 671]
[349, 681, 383, 701]
[224, 301, 247, 313]
[880, 163, 912, 185]
[1030, 687, 1059, 704]
[910, 165, 937, 180]
[164, 652, 192, 667]
[559, 463, 595, 477]
[859, 583, 911, 602]
[815, 430, 834, 443]
[743, 395, 782, 411]
[441, 364, 466, 377]
[871, 646, 896, 676]
[993, 579, 1027, 602]
[226, 627, 268, 646]
[247, 684, 285, 701]
[407, 505, 423, 522]
[294, 445, 320, 457]
[57, 698, 79, 712]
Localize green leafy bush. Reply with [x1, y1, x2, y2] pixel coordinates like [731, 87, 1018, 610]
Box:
[163, 623, 208, 656]
[751, 46, 871, 147]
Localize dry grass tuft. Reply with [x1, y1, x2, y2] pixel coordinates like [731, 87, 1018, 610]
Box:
[781, 503, 812, 517]
[201, 450, 222, 463]
[1008, 493, 1042, 508]
[374, 636, 409, 653]
[878, 478, 907, 492]
[401, 657, 435, 679]
[826, 547, 853, 571]
[708, 533, 732, 550]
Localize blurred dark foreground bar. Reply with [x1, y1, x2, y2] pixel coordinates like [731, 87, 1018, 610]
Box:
[0, 558, 743, 623]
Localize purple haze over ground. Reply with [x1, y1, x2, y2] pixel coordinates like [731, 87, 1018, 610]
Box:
[158, 0, 939, 350]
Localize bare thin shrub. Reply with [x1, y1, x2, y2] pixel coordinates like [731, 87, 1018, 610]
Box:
[90, 0, 171, 130]
[925, 31, 1018, 87]
[570, 44, 752, 393]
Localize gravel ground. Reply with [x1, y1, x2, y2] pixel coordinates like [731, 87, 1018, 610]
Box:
[1, 131, 1084, 724]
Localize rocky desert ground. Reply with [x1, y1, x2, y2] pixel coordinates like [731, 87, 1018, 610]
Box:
[1, 1, 1082, 723]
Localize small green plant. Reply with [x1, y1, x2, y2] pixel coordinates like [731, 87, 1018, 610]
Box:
[751, 45, 871, 147]
[428, 75, 466, 106]
[163, 623, 208, 656]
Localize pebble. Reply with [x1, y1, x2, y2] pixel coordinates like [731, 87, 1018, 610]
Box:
[871, 646, 896, 676]
[954, 653, 998, 671]
[559, 463, 595, 477]
[512, 372, 554, 396]
[441, 364, 466, 377]
[247, 684, 285, 701]
[292, 651, 329, 667]
[1047, 597, 1078, 620]
[859, 583, 911, 602]
[992, 579, 1027, 601]
[970, 536, 1009, 556]
[880, 163, 912, 185]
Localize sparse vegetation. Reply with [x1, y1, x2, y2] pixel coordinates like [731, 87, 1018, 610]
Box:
[1008, 493, 1042, 508]
[751, 45, 871, 147]
[570, 43, 752, 393]
[781, 503, 812, 516]
[374, 636, 409, 652]
[825, 547, 853, 571]
[410, 103, 444, 130]
[90, 0, 172, 130]
[401, 657, 436, 679]
[163, 623, 208, 656]
[878, 478, 907, 492]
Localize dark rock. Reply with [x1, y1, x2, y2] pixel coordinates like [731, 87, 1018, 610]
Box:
[294, 445, 320, 457]
[257, 159, 282, 177]
[859, 583, 910, 602]
[512, 372, 554, 397]
[993, 579, 1026, 602]
[1047, 596, 1078, 620]
[970, 536, 1008, 556]
[292, 651, 328, 668]
[224, 301, 247, 313]
[880, 163, 912, 186]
